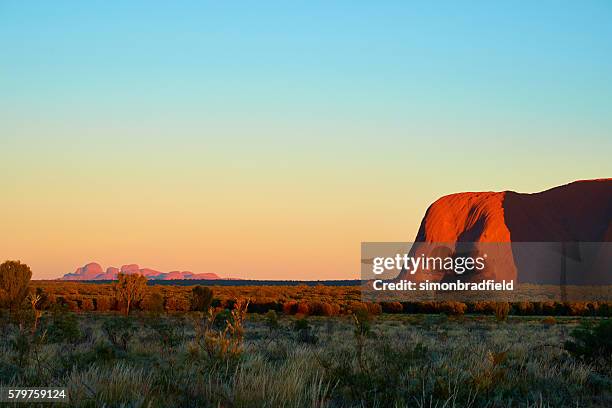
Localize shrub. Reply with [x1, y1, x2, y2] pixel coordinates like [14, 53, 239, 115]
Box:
[366, 303, 383, 315]
[64, 298, 79, 312]
[33, 287, 52, 310]
[381, 301, 404, 314]
[293, 317, 318, 344]
[46, 304, 81, 343]
[282, 301, 297, 315]
[165, 295, 191, 312]
[599, 303, 611, 317]
[567, 302, 589, 316]
[564, 319, 612, 365]
[81, 298, 95, 312]
[541, 301, 557, 315]
[293, 317, 309, 332]
[352, 309, 371, 337]
[147, 317, 184, 348]
[440, 301, 467, 316]
[308, 301, 336, 316]
[95, 296, 113, 312]
[473, 301, 497, 314]
[191, 286, 214, 312]
[142, 291, 165, 314]
[494, 302, 510, 322]
[11, 329, 33, 368]
[248, 299, 279, 313]
[0, 260, 32, 311]
[102, 316, 135, 352]
[213, 308, 232, 330]
[194, 298, 249, 362]
[265, 310, 279, 332]
[296, 302, 310, 315]
[347, 301, 368, 314]
[515, 301, 534, 315]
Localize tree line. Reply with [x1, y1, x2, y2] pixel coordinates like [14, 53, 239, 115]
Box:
[1, 260, 611, 318]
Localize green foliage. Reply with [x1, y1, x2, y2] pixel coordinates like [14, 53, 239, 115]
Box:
[81, 342, 121, 366]
[10, 329, 32, 368]
[191, 286, 214, 312]
[265, 310, 279, 332]
[147, 317, 185, 347]
[564, 319, 612, 365]
[293, 317, 318, 344]
[46, 304, 81, 343]
[293, 317, 309, 332]
[11, 304, 36, 329]
[0, 260, 32, 311]
[0, 311, 610, 407]
[191, 299, 249, 364]
[320, 341, 429, 406]
[102, 316, 135, 351]
[213, 308, 232, 330]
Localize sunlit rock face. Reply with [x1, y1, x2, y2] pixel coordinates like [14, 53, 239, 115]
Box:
[62, 262, 104, 280]
[405, 179, 612, 284]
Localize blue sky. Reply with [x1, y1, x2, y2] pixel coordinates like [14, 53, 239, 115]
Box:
[3, 1, 611, 125]
[1, 1, 611, 278]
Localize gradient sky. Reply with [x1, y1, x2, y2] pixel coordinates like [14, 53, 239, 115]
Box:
[1, 1, 611, 280]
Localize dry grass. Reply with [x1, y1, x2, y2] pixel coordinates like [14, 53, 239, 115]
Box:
[0, 310, 610, 407]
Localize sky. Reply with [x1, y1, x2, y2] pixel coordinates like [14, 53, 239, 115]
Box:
[1, 1, 611, 280]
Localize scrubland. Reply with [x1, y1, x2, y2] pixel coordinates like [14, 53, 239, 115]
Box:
[1, 307, 610, 407]
[30, 281, 612, 317]
[0, 273, 609, 407]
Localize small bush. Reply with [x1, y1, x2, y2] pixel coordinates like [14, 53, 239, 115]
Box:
[440, 301, 467, 316]
[95, 296, 114, 312]
[0, 260, 32, 311]
[282, 301, 297, 315]
[194, 298, 249, 362]
[296, 302, 310, 315]
[191, 286, 214, 312]
[165, 295, 191, 312]
[265, 310, 279, 332]
[46, 304, 81, 343]
[564, 319, 612, 365]
[381, 301, 403, 314]
[147, 317, 184, 347]
[142, 291, 165, 314]
[293, 317, 317, 344]
[102, 316, 135, 351]
[494, 302, 510, 322]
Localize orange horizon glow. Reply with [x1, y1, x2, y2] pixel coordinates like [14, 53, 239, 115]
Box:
[3, 177, 609, 280]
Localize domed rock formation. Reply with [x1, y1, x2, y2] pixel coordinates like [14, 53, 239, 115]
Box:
[62, 262, 104, 280]
[406, 179, 612, 284]
[120, 264, 141, 274]
[61, 263, 221, 280]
